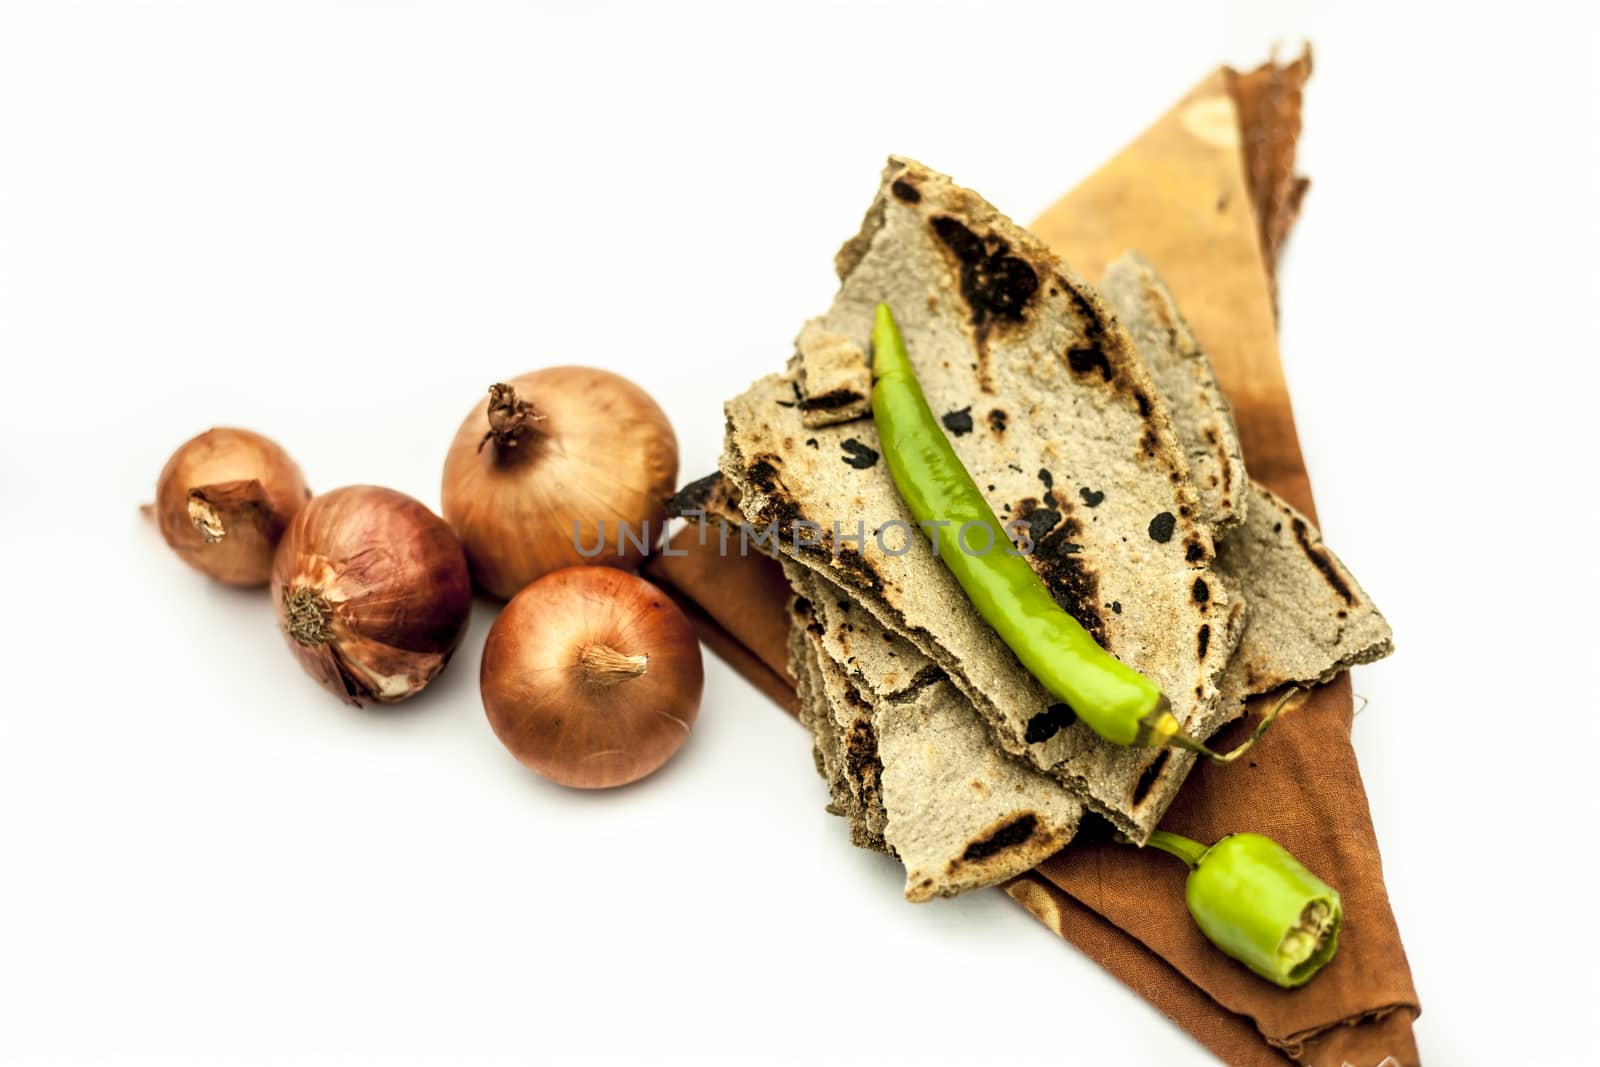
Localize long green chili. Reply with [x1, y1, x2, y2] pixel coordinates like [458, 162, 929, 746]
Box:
[1145, 829, 1342, 987]
[869, 302, 1290, 759]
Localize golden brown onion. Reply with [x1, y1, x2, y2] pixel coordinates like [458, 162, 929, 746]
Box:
[154, 428, 310, 586]
[480, 567, 703, 788]
[271, 486, 472, 706]
[441, 368, 678, 599]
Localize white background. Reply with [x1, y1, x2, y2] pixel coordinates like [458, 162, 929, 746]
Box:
[2, 2, 1596, 1065]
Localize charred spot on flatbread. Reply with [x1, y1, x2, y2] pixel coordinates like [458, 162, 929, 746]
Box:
[843, 717, 883, 799]
[1131, 751, 1171, 808]
[1138, 426, 1162, 459]
[1291, 517, 1355, 604]
[1025, 703, 1078, 744]
[1018, 497, 1062, 546]
[741, 454, 805, 531]
[1148, 511, 1177, 542]
[1079, 487, 1105, 507]
[1012, 503, 1103, 640]
[664, 472, 722, 517]
[929, 215, 1039, 330]
[956, 813, 1039, 866]
[928, 214, 1039, 393]
[1067, 346, 1113, 381]
[884, 663, 947, 701]
[832, 545, 884, 594]
[941, 406, 974, 435]
[801, 389, 866, 413]
[840, 438, 878, 469]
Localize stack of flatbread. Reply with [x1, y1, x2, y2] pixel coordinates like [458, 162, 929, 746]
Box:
[688, 158, 1389, 901]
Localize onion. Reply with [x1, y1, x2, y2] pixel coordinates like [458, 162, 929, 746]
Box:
[480, 567, 703, 788]
[271, 486, 472, 706]
[153, 428, 310, 586]
[441, 368, 679, 599]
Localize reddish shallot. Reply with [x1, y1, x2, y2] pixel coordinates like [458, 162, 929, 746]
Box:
[272, 486, 472, 706]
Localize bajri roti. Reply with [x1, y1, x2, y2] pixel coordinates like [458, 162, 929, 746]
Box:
[723, 157, 1242, 841]
[695, 165, 1392, 891]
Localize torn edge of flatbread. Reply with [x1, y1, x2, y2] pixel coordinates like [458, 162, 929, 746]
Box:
[787, 590, 886, 852]
[802, 565, 1081, 901]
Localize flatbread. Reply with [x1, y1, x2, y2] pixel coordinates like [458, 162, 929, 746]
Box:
[694, 168, 1390, 883]
[1100, 251, 1247, 533]
[1216, 481, 1393, 699]
[723, 157, 1242, 841]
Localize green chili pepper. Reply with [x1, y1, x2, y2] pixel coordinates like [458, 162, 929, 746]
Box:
[1145, 829, 1342, 988]
[870, 302, 1294, 759]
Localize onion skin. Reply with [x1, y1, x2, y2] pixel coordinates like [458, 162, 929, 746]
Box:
[271, 486, 472, 706]
[481, 567, 703, 788]
[155, 428, 310, 587]
[441, 367, 679, 599]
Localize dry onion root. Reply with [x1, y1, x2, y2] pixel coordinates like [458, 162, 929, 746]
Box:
[271, 486, 473, 706]
[480, 567, 703, 788]
[153, 428, 311, 586]
[441, 367, 679, 599]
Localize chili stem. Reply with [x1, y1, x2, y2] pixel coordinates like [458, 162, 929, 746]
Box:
[1144, 830, 1211, 869]
[1174, 686, 1304, 762]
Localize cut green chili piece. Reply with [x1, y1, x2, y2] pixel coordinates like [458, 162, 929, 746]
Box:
[870, 302, 1295, 759]
[1146, 829, 1342, 988]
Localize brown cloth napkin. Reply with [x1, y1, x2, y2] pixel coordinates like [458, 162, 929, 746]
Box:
[648, 534, 798, 715]
[646, 54, 1420, 1067]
